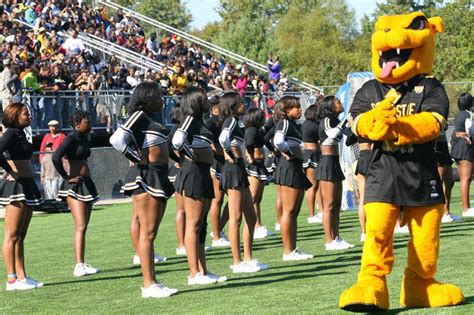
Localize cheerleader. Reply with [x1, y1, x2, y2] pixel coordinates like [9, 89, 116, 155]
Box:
[218, 91, 268, 273]
[315, 96, 354, 250]
[301, 104, 323, 224]
[0, 102, 43, 290]
[167, 106, 186, 255]
[110, 82, 177, 298]
[204, 97, 230, 247]
[263, 118, 283, 231]
[450, 92, 474, 217]
[53, 110, 101, 277]
[172, 87, 226, 284]
[354, 139, 372, 241]
[273, 96, 313, 260]
[435, 129, 458, 223]
[244, 108, 273, 239]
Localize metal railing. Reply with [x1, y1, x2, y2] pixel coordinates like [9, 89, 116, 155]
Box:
[99, 0, 322, 93]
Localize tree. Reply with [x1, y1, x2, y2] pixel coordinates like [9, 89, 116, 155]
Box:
[115, 0, 192, 31]
[274, 0, 368, 85]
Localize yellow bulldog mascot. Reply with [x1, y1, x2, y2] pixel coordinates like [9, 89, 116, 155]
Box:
[339, 12, 464, 312]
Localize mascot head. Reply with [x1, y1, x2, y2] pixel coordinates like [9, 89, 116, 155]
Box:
[371, 12, 444, 84]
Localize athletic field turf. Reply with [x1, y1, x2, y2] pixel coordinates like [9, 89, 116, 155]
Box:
[1, 184, 473, 313]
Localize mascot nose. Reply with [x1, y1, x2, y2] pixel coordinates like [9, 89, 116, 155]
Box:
[384, 28, 391, 32]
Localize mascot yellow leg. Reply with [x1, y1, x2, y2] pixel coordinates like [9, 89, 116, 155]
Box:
[400, 204, 465, 308]
[339, 202, 399, 312]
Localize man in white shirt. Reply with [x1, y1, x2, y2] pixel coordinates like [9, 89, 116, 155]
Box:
[62, 30, 85, 57]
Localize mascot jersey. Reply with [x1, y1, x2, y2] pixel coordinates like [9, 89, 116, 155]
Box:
[350, 75, 448, 206]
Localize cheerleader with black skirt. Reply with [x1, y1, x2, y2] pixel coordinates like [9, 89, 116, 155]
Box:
[435, 131, 459, 223]
[315, 96, 354, 250]
[172, 87, 226, 285]
[110, 82, 177, 298]
[354, 138, 372, 242]
[244, 108, 274, 239]
[0, 102, 43, 290]
[301, 104, 323, 224]
[272, 96, 313, 261]
[263, 119, 283, 231]
[52, 110, 101, 277]
[218, 92, 268, 273]
[204, 97, 230, 248]
[167, 106, 186, 255]
[450, 92, 474, 217]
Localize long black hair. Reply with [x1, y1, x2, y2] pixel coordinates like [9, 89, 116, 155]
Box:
[128, 82, 163, 115]
[180, 87, 209, 121]
[218, 91, 241, 124]
[458, 92, 473, 111]
[273, 96, 300, 122]
[304, 104, 318, 122]
[317, 95, 339, 122]
[243, 108, 265, 128]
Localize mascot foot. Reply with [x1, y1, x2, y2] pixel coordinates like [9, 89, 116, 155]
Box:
[339, 278, 389, 312]
[400, 276, 464, 308]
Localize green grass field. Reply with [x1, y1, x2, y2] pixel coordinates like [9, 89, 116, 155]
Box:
[1, 184, 473, 314]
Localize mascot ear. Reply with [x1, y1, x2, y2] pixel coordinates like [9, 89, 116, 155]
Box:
[428, 16, 444, 33]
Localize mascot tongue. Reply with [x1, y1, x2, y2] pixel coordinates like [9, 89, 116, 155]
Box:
[380, 61, 397, 79]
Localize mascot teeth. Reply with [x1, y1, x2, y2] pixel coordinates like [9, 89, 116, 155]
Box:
[395, 62, 400, 68]
[396, 48, 401, 55]
[379, 50, 383, 56]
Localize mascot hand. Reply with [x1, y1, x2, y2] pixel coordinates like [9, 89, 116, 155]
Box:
[355, 96, 398, 140]
[394, 112, 444, 145]
[368, 118, 398, 141]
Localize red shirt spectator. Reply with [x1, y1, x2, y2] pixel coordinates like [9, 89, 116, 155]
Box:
[39, 120, 66, 161]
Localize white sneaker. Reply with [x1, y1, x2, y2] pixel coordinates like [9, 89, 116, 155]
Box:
[21, 277, 44, 288]
[336, 236, 355, 249]
[307, 213, 323, 224]
[176, 246, 186, 255]
[205, 246, 212, 252]
[360, 233, 366, 242]
[209, 231, 229, 241]
[254, 226, 271, 239]
[73, 263, 100, 277]
[141, 282, 177, 298]
[274, 223, 281, 231]
[133, 254, 167, 266]
[187, 272, 218, 285]
[394, 225, 410, 234]
[325, 239, 345, 251]
[283, 248, 314, 261]
[212, 237, 230, 247]
[230, 261, 262, 273]
[246, 259, 269, 271]
[6, 279, 36, 291]
[441, 213, 462, 223]
[462, 208, 474, 217]
[205, 272, 228, 283]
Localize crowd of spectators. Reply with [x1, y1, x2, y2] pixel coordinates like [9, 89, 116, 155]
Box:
[0, 0, 297, 129]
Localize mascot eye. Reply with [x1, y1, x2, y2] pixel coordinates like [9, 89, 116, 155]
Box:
[408, 17, 426, 30]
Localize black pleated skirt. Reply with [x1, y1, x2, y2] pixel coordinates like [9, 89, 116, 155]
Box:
[303, 149, 320, 169]
[355, 150, 372, 176]
[435, 141, 453, 166]
[168, 165, 179, 183]
[0, 178, 43, 206]
[121, 164, 175, 199]
[220, 158, 250, 189]
[265, 153, 279, 174]
[58, 177, 100, 204]
[246, 159, 272, 182]
[210, 155, 225, 180]
[175, 160, 214, 199]
[316, 155, 345, 182]
[274, 158, 312, 190]
[450, 137, 474, 162]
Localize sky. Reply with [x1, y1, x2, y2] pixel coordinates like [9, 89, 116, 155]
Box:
[185, 0, 379, 30]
